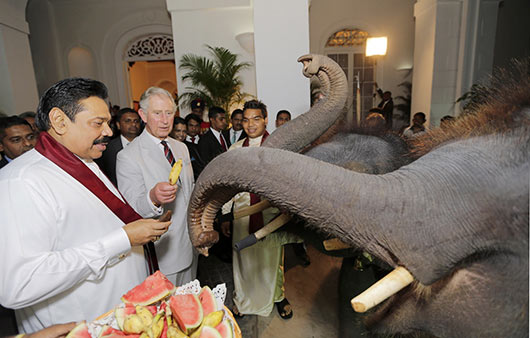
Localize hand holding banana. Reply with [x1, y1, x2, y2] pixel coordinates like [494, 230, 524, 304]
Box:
[149, 159, 182, 206]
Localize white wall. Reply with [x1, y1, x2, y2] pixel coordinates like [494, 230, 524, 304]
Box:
[310, 0, 416, 119]
[166, 0, 256, 118]
[27, 0, 172, 107]
[253, 0, 311, 131]
[0, 0, 39, 115]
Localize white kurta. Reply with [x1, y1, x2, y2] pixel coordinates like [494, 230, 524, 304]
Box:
[223, 136, 300, 316]
[116, 130, 195, 280]
[0, 149, 147, 333]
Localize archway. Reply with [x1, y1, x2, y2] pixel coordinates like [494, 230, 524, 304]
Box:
[124, 34, 177, 110]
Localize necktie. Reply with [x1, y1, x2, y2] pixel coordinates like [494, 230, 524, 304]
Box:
[231, 131, 236, 145]
[220, 135, 227, 151]
[161, 140, 176, 166]
[191, 136, 196, 144]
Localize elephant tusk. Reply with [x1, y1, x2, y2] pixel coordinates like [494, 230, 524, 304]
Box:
[351, 266, 414, 313]
[323, 238, 352, 251]
[233, 199, 271, 219]
[234, 213, 292, 251]
[254, 213, 291, 240]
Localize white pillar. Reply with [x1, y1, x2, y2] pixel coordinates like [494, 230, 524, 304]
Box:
[253, 0, 311, 131]
[0, 0, 39, 116]
[411, 0, 499, 127]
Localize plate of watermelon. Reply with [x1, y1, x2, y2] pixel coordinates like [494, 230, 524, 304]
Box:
[66, 271, 241, 338]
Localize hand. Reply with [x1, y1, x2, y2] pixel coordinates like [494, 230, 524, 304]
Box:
[149, 182, 178, 206]
[123, 218, 171, 246]
[221, 221, 231, 237]
[25, 322, 77, 338]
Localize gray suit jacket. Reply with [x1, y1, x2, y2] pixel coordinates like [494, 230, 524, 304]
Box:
[116, 130, 195, 274]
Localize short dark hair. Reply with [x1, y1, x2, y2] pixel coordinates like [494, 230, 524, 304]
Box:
[36, 78, 108, 131]
[243, 100, 267, 119]
[185, 114, 202, 126]
[231, 109, 243, 119]
[19, 111, 36, 119]
[0, 116, 32, 140]
[208, 106, 226, 120]
[276, 110, 291, 120]
[441, 115, 455, 122]
[116, 108, 138, 122]
[174, 117, 186, 126]
[414, 112, 426, 120]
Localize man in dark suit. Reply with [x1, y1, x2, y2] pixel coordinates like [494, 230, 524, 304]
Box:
[197, 106, 228, 169]
[96, 108, 140, 185]
[0, 116, 36, 169]
[376, 87, 394, 131]
[222, 109, 246, 147]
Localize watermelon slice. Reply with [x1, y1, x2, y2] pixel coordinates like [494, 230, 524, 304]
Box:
[169, 294, 203, 334]
[99, 325, 125, 337]
[215, 320, 233, 338]
[121, 271, 176, 306]
[115, 306, 137, 331]
[199, 286, 217, 316]
[66, 322, 91, 338]
[199, 326, 222, 338]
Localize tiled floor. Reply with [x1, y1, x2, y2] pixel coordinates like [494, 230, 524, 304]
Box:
[197, 244, 343, 338]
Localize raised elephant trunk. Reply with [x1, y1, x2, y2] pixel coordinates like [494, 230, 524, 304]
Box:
[262, 54, 348, 151]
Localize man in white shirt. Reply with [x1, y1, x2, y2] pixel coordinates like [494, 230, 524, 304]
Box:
[185, 114, 201, 144]
[0, 116, 36, 169]
[96, 108, 141, 185]
[116, 87, 197, 286]
[0, 78, 170, 333]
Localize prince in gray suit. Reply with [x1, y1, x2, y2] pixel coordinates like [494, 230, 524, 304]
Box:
[116, 87, 197, 285]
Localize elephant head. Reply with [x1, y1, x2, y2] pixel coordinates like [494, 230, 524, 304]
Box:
[188, 57, 529, 337]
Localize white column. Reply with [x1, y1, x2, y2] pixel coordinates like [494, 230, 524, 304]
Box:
[253, 0, 311, 131]
[0, 0, 39, 116]
[411, 0, 499, 127]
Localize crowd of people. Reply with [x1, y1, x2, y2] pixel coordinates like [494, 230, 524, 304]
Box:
[0, 77, 457, 336]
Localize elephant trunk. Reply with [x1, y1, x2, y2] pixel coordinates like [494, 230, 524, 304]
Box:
[189, 137, 529, 285]
[262, 54, 348, 152]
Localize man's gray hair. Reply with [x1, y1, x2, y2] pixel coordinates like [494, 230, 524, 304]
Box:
[139, 87, 176, 112]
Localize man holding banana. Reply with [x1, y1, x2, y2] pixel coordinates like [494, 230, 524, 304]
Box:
[117, 87, 197, 286]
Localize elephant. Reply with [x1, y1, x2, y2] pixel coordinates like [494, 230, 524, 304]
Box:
[187, 54, 529, 337]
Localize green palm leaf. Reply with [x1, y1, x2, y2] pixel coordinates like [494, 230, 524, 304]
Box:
[178, 45, 253, 112]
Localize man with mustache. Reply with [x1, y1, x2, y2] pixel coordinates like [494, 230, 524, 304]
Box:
[116, 87, 197, 286]
[96, 108, 141, 185]
[0, 78, 170, 333]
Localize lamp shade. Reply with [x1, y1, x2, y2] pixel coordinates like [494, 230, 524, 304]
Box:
[365, 37, 387, 56]
[235, 32, 255, 55]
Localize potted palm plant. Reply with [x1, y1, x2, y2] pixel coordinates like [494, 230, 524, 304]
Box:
[178, 45, 252, 113]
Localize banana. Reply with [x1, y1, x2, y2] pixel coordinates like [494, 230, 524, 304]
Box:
[136, 305, 154, 327]
[147, 312, 165, 338]
[167, 324, 189, 338]
[189, 311, 224, 338]
[123, 314, 147, 334]
[168, 159, 183, 185]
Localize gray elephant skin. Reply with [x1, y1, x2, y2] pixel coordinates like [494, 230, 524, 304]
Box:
[187, 55, 529, 338]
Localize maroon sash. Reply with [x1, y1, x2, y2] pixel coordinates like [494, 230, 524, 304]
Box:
[35, 131, 159, 273]
[242, 131, 269, 233]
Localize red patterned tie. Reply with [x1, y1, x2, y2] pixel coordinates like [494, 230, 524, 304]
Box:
[161, 140, 175, 166]
[191, 136, 196, 144]
[219, 135, 227, 151]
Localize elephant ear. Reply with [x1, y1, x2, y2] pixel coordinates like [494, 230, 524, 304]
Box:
[262, 54, 348, 152]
